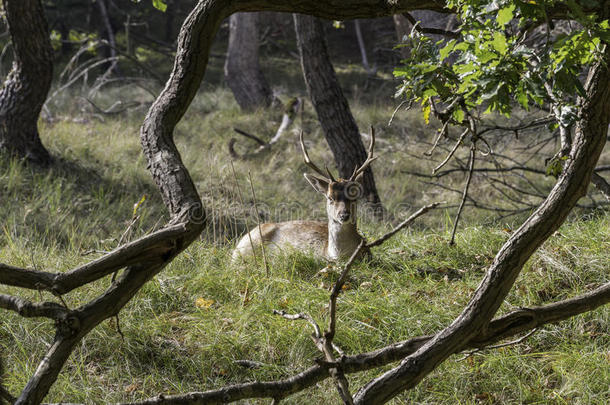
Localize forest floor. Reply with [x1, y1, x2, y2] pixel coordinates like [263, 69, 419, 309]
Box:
[1, 56, 609, 404]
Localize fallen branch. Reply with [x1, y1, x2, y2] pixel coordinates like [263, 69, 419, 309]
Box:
[228, 99, 301, 159]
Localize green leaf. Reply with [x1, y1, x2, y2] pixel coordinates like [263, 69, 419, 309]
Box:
[516, 87, 529, 109]
[491, 32, 508, 55]
[546, 157, 564, 178]
[497, 4, 516, 27]
[452, 108, 465, 123]
[439, 40, 457, 62]
[152, 0, 167, 12]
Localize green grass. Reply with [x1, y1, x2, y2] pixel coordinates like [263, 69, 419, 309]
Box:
[1, 75, 609, 404]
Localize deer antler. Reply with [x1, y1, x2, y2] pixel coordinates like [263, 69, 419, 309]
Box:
[300, 131, 335, 181]
[349, 126, 377, 182]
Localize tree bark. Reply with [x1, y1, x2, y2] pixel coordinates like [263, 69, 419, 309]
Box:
[294, 14, 382, 209]
[0, 0, 53, 165]
[224, 12, 273, 110]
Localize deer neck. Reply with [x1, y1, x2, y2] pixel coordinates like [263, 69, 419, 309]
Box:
[326, 219, 362, 260]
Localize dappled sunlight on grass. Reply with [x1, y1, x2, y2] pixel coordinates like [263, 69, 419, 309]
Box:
[0, 83, 608, 403]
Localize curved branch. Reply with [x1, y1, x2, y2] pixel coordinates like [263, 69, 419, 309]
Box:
[0, 223, 187, 294]
[0, 294, 68, 320]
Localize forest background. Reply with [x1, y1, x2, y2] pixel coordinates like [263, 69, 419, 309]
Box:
[0, 0, 609, 404]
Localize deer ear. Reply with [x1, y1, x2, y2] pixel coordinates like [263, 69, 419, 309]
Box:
[304, 173, 329, 195]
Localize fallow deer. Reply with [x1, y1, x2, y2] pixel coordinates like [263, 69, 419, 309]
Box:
[232, 129, 376, 261]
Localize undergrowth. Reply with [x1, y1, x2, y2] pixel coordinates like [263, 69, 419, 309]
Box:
[0, 66, 609, 404]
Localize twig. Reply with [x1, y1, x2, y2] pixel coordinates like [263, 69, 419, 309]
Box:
[272, 310, 322, 338]
[478, 116, 554, 137]
[433, 128, 469, 174]
[388, 100, 409, 127]
[327, 241, 366, 340]
[319, 200, 445, 403]
[247, 171, 269, 276]
[82, 98, 143, 115]
[402, 12, 460, 38]
[45, 56, 119, 109]
[233, 128, 267, 146]
[458, 328, 538, 361]
[323, 243, 362, 403]
[404, 165, 546, 179]
[450, 143, 476, 245]
[425, 119, 450, 156]
[0, 294, 69, 320]
[0, 223, 188, 294]
[114, 314, 125, 340]
[366, 202, 444, 248]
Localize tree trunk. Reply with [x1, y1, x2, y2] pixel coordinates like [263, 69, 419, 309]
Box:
[224, 12, 273, 110]
[294, 14, 382, 209]
[0, 0, 53, 165]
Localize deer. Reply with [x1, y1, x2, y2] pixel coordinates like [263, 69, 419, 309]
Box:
[232, 129, 376, 262]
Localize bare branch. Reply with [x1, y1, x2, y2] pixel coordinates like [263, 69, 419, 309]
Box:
[352, 45, 610, 405]
[0, 294, 68, 320]
[366, 202, 443, 248]
[272, 310, 322, 337]
[460, 328, 538, 360]
[405, 165, 546, 179]
[450, 143, 476, 245]
[433, 128, 469, 174]
[402, 12, 460, 38]
[233, 127, 267, 146]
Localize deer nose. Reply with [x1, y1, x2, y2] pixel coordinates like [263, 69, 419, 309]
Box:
[339, 211, 350, 222]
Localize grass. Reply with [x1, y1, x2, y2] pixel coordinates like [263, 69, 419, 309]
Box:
[1, 63, 609, 404]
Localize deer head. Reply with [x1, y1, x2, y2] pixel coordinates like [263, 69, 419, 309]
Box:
[300, 129, 376, 226]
